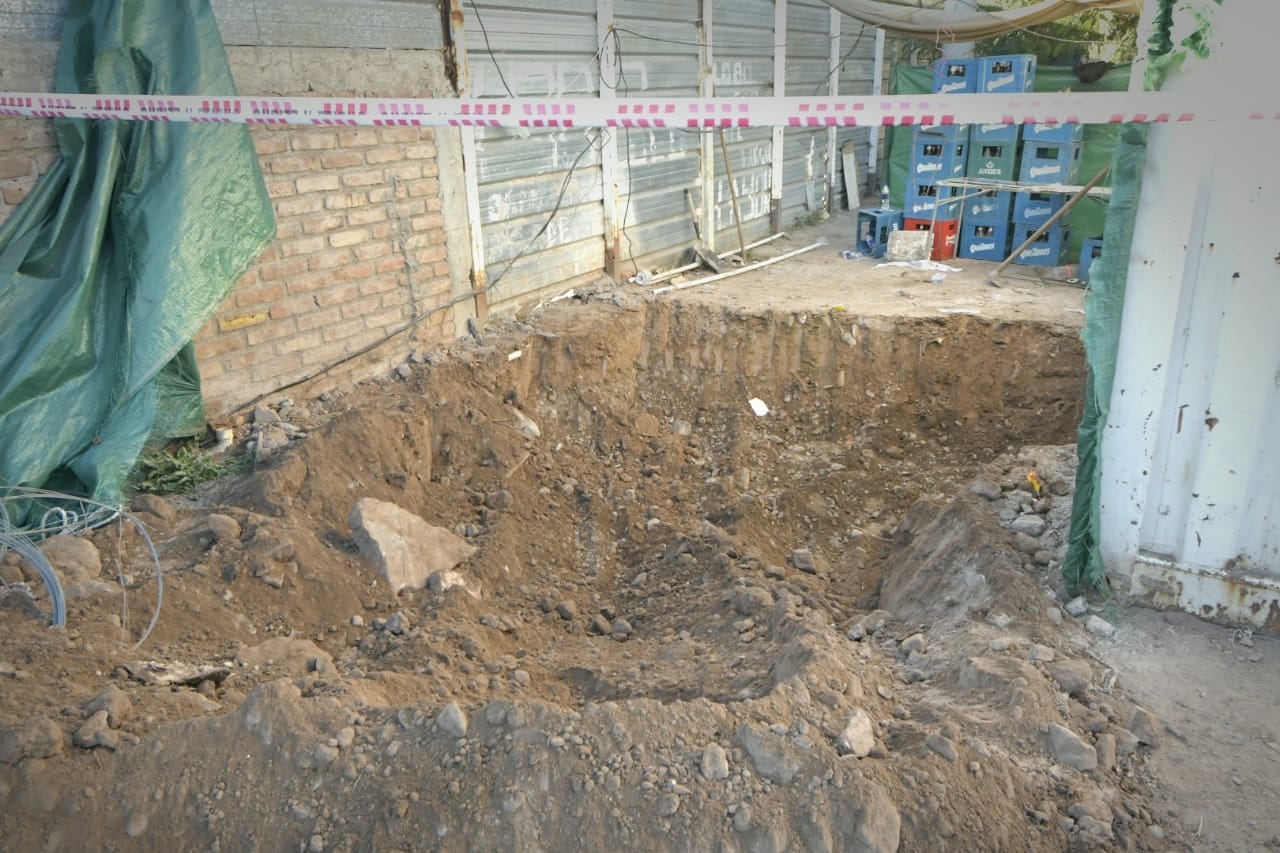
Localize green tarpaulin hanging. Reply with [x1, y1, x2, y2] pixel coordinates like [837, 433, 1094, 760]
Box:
[0, 0, 274, 524]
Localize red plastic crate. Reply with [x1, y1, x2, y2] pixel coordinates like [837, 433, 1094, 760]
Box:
[902, 217, 960, 261]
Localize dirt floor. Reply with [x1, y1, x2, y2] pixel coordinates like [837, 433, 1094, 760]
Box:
[0, 212, 1275, 851]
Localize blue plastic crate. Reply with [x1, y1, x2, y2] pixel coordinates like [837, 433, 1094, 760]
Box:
[905, 181, 960, 219]
[1079, 237, 1105, 281]
[856, 208, 904, 259]
[967, 140, 1018, 181]
[970, 123, 1021, 145]
[1012, 190, 1066, 226]
[1019, 142, 1083, 183]
[932, 58, 977, 94]
[964, 191, 1013, 226]
[978, 54, 1037, 94]
[1023, 122, 1085, 144]
[959, 221, 1012, 262]
[912, 124, 966, 146]
[1011, 223, 1071, 266]
[911, 136, 967, 183]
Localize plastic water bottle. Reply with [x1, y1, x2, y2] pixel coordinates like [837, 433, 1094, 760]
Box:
[1042, 264, 1078, 282]
[880, 185, 890, 209]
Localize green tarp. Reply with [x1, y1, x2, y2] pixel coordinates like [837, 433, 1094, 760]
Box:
[887, 61, 1132, 262]
[0, 0, 274, 522]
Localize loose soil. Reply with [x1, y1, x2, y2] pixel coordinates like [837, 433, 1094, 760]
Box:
[0, 213, 1273, 852]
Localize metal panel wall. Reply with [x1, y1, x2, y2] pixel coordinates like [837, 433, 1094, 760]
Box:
[781, 0, 833, 225]
[464, 0, 606, 310]
[833, 14, 878, 209]
[612, 0, 702, 273]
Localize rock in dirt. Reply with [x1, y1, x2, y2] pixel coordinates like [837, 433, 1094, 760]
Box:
[634, 412, 661, 437]
[836, 709, 875, 758]
[1064, 596, 1089, 617]
[900, 633, 928, 656]
[1126, 706, 1160, 747]
[348, 498, 476, 594]
[484, 490, 512, 511]
[384, 612, 409, 635]
[426, 570, 480, 598]
[701, 743, 730, 780]
[611, 617, 632, 639]
[0, 717, 64, 764]
[37, 535, 113, 599]
[1095, 733, 1117, 771]
[73, 710, 120, 750]
[1009, 515, 1047, 537]
[657, 793, 680, 817]
[83, 686, 131, 727]
[437, 702, 468, 738]
[927, 732, 958, 763]
[235, 637, 334, 677]
[968, 480, 1002, 500]
[1047, 723, 1097, 771]
[1084, 615, 1116, 638]
[555, 601, 577, 621]
[1026, 644, 1056, 663]
[1046, 659, 1092, 697]
[130, 493, 176, 522]
[206, 514, 242, 543]
[788, 549, 817, 574]
[737, 724, 803, 783]
[730, 587, 773, 616]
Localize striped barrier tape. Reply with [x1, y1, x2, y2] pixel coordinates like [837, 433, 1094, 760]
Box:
[0, 91, 1276, 129]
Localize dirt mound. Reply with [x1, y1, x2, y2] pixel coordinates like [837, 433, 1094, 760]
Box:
[0, 296, 1179, 851]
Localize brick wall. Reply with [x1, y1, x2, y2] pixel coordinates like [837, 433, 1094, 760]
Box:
[194, 124, 457, 414]
[0, 116, 464, 417]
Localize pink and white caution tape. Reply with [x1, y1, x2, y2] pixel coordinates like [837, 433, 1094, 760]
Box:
[0, 92, 1274, 128]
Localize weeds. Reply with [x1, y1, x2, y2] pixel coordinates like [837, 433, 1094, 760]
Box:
[129, 443, 246, 496]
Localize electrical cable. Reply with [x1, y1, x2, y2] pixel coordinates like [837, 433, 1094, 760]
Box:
[467, 0, 517, 98]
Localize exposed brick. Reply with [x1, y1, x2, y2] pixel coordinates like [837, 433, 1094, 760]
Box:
[301, 340, 353, 367]
[411, 213, 445, 232]
[302, 213, 346, 235]
[258, 257, 309, 282]
[327, 228, 369, 249]
[280, 235, 327, 258]
[308, 248, 353, 271]
[339, 298, 380, 320]
[354, 241, 394, 262]
[363, 304, 412, 331]
[268, 295, 315, 320]
[217, 348, 262, 373]
[431, 261, 452, 277]
[365, 145, 404, 165]
[315, 283, 362, 307]
[33, 150, 57, 171]
[249, 353, 304, 384]
[320, 149, 365, 170]
[257, 246, 280, 264]
[269, 153, 322, 174]
[337, 128, 379, 147]
[358, 277, 401, 297]
[404, 143, 437, 160]
[383, 163, 423, 182]
[253, 132, 290, 156]
[285, 271, 336, 295]
[295, 173, 341, 194]
[246, 317, 299, 347]
[346, 206, 389, 226]
[331, 261, 378, 283]
[376, 256, 407, 274]
[406, 178, 439, 198]
[1, 181, 33, 207]
[276, 195, 326, 217]
[341, 169, 388, 189]
[275, 328, 324, 355]
[265, 178, 295, 199]
[378, 127, 425, 143]
[291, 132, 338, 151]
[275, 220, 305, 241]
[426, 196, 443, 213]
[413, 245, 447, 265]
[0, 156, 33, 180]
[295, 304, 344, 332]
[380, 288, 412, 309]
[194, 332, 246, 360]
[371, 223, 393, 240]
[321, 317, 367, 343]
[234, 283, 286, 308]
[324, 192, 368, 211]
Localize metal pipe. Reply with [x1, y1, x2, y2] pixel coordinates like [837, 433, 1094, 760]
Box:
[987, 165, 1112, 286]
[652, 239, 826, 295]
[644, 231, 788, 285]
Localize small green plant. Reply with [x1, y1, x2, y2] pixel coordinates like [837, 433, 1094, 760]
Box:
[130, 443, 245, 496]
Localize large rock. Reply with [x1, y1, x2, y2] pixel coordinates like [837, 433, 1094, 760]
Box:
[38, 535, 113, 599]
[1046, 659, 1093, 697]
[348, 498, 476, 594]
[737, 724, 804, 784]
[836, 709, 876, 758]
[0, 718, 64, 764]
[1047, 723, 1097, 771]
[83, 685, 132, 727]
[235, 637, 334, 677]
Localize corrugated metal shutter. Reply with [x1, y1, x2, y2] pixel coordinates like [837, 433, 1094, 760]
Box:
[834, 16, 878, 210]
[612, 1, 703, 273]
[782, 0, 833, 225]
[465, 0, 605, 311]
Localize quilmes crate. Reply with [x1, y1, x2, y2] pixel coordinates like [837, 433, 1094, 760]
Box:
[911, 134, 967, 182]
[1012, 190, 1066, 226]
[905, 180, 960, 219]
[1080, 237, 1105, 281]
[1023, 121, 1085, 145]
[1012, 223, 1072, 266]
[966, 139, 1018, 181]
[964, 191, 1013, 226]
[959, 221, 1012, 262]
[1019, 141, 1083, 184]
[903, 217, 960, 262]
[856, 208, 904, 259]
[970, 123, 1021, 145]
[978, 54, 1036, 94]
[932, 58, 977, 94]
